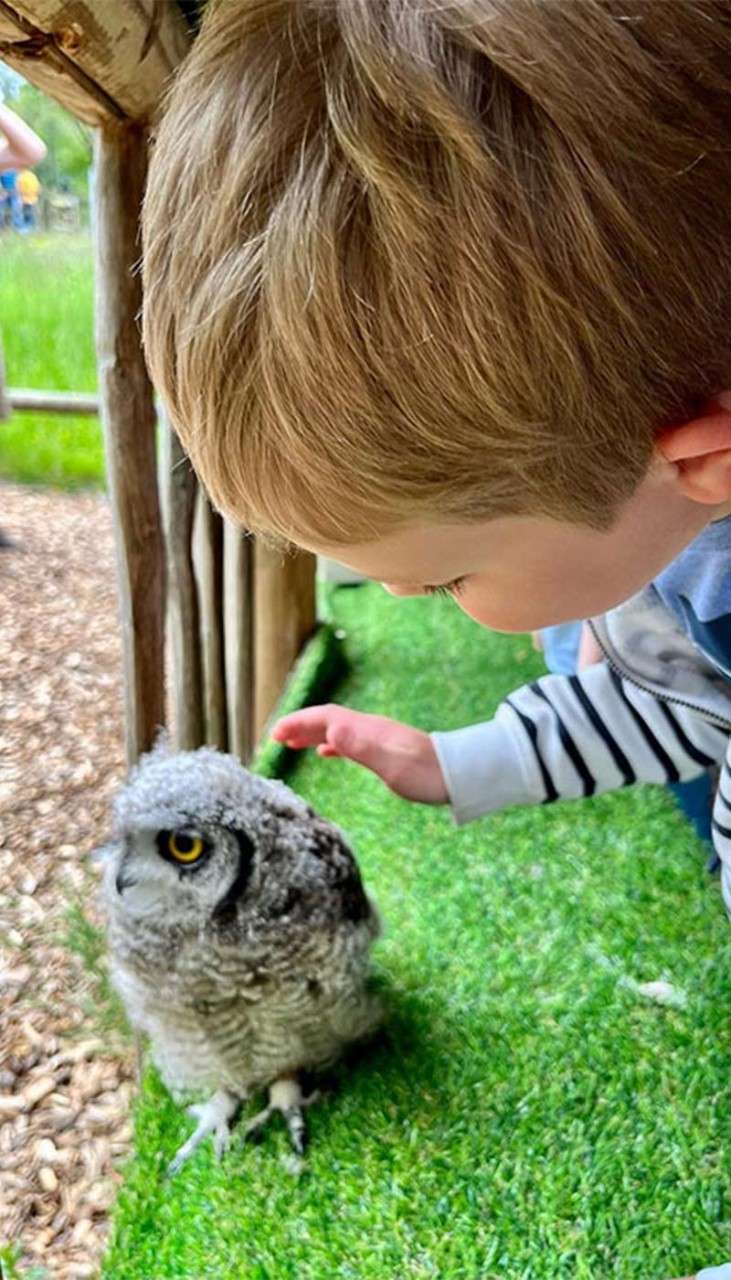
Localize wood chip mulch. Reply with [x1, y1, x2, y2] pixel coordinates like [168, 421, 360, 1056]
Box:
[1, 483, 136, 1279]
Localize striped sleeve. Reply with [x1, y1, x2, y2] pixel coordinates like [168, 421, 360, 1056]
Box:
[712, 747, 731, 917]
[431, 661, 729, 826]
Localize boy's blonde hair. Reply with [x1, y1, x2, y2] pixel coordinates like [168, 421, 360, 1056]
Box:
[143, 0, 731, 546]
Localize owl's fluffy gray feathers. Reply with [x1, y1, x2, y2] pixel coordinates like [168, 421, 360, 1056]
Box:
[100, 743, 381, 1164]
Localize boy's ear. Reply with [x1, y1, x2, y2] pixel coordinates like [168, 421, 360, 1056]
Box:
[656, 393, 731, 504]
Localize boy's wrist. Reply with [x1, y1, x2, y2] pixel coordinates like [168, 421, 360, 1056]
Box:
[430, 715, 536, 825]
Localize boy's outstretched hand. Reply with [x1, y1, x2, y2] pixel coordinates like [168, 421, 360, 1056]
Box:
[271, 705, 449, 805]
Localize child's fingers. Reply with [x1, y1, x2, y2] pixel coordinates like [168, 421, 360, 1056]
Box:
[271, 705, 340, 747]
[272, 706, 404, 785]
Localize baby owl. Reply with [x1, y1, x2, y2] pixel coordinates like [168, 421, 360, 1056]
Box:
[99, 743, 382, 1173]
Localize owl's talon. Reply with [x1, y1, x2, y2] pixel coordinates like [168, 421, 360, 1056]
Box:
[284, 1106, 307, 1154]
[213, 1125, 230, 1162]
[243, 1078, 321, 1153]
[166, 1089, 240, 1176]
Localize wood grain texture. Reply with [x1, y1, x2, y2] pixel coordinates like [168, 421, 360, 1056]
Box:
[193, 489, 228, 752]
[254, 547, 317, 741]
[7, 388, 99, 415]
[223, 521, 254, 763]
[0, 0, 190, 124]
[163, 419, 203, 751]
[94, 122, 165, 764]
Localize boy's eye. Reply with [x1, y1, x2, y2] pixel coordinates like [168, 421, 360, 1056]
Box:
[424, 576, 467, 598]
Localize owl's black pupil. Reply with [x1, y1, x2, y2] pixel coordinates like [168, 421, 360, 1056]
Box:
[175, 834, 194, 853]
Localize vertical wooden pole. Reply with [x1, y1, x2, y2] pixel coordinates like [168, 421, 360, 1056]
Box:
[193, 489, 228, 751]
[94, 123, 165, 765]
[224, 522, 254, 762]
[162, 419, 203, 750]
[254, 547, 317, 740]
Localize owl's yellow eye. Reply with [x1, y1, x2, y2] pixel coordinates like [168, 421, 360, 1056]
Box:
[167, 832, 205, 864]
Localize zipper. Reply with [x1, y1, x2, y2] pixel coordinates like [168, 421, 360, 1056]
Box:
[587, 619, 731, 732]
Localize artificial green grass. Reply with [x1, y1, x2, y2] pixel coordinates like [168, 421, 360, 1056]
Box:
[0, 233, 105, 488]
[104, 584, 731, 1280]
[252, 619, 347, 780]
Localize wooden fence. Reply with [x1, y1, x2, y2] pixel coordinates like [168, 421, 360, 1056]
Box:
[0, 0, 317, 765]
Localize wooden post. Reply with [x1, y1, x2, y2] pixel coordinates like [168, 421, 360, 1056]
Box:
[95, 122, 165, 765]
[162, 420, 203, 751]
[193, 490, 228, 751]
[254, 547, 317, 740]
[224, 522, 254, 762]
[0, 1, 190, 127]
[6, 388, 99, 414]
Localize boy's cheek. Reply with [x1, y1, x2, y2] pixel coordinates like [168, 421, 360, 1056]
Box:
[457, 582, 593, 634]
[454, 582, 534, 633]
[458, 595, 558, 634]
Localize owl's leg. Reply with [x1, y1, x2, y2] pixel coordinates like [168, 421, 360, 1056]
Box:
[167, 1088, 241, 1176]
[244, 1076, 321, 1155]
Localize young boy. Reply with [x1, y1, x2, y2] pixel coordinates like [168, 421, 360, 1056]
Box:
[141, 3, 731, 1276]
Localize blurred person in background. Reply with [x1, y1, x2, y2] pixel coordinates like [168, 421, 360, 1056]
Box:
[17, 166, 41, 232]
[0, 97, 46, 547]
[1, 96, 46, 186]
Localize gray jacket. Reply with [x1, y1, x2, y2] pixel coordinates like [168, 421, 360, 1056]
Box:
[432, 585, 731, 914]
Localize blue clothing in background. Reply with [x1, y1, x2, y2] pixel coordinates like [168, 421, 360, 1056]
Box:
[654, 514, 731, 681]
[650, 515, 731, 855]
[0, 169, 22, 231]
[540, 622, 582, 676]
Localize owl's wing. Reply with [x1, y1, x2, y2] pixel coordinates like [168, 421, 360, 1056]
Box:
[304, 817, 380, 934]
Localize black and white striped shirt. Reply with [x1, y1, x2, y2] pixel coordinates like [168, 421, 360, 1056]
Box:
[432, 603, 731, 915]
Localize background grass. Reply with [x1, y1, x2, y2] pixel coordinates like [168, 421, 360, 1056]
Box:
[103, 584, 731, 1280]
[0, 233, 104, 488]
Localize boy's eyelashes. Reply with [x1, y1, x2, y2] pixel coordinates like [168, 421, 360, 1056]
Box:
[424, 576, 468, 598]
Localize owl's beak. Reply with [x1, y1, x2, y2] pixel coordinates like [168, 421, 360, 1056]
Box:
[115, 870, 137, 895]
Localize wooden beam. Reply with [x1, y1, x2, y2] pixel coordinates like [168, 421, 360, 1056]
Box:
[0, 0, 190, 125]
[162, 419, 203, 751]
[254, 547, 317, 741]
[193, 489, 228, 752]
[7, 387, 98, 415]
[223, 522, 254, 763]
[95, 122, 165, 764]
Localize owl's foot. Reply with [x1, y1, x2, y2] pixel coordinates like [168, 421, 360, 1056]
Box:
[244, 1076, 321, 1155]
[167, 1088, 241, 1176]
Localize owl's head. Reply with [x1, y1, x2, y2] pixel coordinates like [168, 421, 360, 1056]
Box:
[99, 742, 312, 925]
